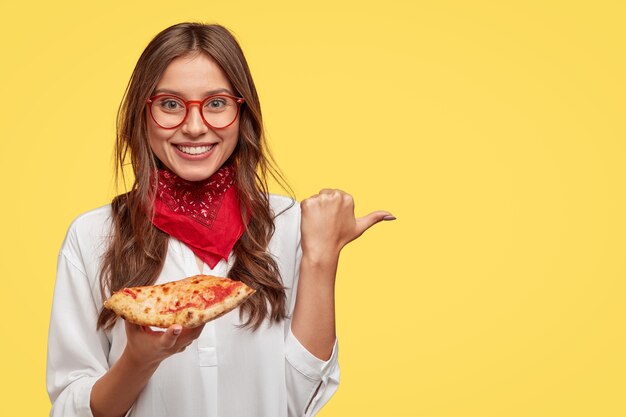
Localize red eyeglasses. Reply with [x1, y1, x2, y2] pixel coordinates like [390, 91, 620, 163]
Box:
[147, 94, 245, 129]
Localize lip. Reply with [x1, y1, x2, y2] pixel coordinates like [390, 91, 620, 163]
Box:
[173, 142, 218, 147]
[172, 143, 216, 161]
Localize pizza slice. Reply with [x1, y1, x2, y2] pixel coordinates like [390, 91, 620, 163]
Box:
[103, 275, 255, 328]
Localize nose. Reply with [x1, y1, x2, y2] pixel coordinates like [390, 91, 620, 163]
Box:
[181, 104, 209, 137]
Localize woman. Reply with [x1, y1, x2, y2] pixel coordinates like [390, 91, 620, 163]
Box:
[47, 22, 394, 417]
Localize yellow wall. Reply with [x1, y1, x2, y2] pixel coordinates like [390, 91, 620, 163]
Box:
[1, 1, 624, 416]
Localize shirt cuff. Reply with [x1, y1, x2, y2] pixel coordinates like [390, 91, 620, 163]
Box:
[285, 325, 338, 381]
[49, 375, 99, 417]
[61, 375, 133, 417]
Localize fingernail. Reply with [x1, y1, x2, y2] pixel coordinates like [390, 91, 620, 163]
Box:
[173, 328, 182, 335]
[383, 215, 396, 221]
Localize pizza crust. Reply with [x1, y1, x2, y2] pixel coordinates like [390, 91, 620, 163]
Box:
[103, 275, 255, 328]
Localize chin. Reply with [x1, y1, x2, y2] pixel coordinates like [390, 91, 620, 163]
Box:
[174, 165, 220, 182]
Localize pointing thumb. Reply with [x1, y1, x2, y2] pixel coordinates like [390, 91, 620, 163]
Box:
[355, 211, 395, 236]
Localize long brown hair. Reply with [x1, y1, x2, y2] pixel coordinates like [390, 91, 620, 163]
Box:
[97, 22, 291, 330]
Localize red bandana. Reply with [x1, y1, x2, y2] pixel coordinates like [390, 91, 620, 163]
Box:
[151, 165, 246, 269]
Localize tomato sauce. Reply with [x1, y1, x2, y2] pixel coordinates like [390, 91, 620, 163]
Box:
[122, 288, 138, 299]
[160, 283, 239, 314]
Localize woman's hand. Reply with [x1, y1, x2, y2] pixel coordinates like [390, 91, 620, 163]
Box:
[300, 189, 394, 263]
[123, 321, 205, 369]
[292, 189, 394, 359]
[91, 321, 205, 417]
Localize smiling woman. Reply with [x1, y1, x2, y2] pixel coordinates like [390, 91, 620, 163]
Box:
[46, 22, 393, 417]
[146, 54, 242, 182]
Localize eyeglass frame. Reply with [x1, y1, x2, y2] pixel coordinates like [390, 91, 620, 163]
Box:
[146, 93, 246, 130]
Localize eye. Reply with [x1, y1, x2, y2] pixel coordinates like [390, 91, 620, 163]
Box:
[157, 97, 184, 111]
[204, 97, 230, 111]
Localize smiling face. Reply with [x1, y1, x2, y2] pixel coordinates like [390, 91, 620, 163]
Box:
[147, 53, 240, 182]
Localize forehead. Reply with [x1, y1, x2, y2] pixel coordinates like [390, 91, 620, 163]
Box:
[156, 53, 234, 98]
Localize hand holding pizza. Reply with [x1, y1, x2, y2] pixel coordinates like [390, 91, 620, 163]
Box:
[123, 321, 205, 367]
[103, 275, 255, 366]
[300, 189, 394, 263]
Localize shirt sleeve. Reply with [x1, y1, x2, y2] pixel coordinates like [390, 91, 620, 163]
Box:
[285, 323, 340, 416]
[283, 206, 340, 417]
[47, 241, 110, 417]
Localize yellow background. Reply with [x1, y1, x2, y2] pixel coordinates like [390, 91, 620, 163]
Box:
[1, 1, 624, 415]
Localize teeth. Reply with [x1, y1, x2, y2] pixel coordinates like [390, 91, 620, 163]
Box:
[176, 145, 214, 155]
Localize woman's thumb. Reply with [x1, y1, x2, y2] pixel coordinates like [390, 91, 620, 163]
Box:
[162, 325, 183, 348]
[355, 211, 396, 236]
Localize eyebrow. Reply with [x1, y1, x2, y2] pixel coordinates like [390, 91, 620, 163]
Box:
[153, 87, 234, 97]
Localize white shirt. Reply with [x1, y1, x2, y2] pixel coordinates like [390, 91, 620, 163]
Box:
[47, 195, 339, 417]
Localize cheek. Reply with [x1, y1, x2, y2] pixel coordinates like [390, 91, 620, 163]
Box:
[147, 123, 169, 152]
[146, 129, 173, 170]
[223, 125, 240, 154]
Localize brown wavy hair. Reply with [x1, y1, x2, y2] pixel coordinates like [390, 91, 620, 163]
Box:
[97, 22, 292, 331]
